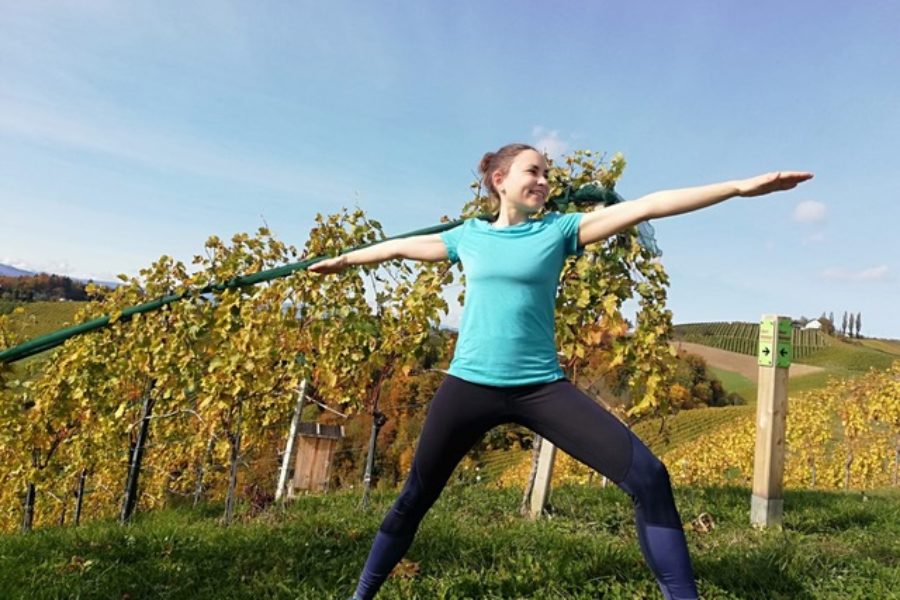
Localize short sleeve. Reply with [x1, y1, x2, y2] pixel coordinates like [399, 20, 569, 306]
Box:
[551, 212, 585, 257]
[439, 222, 466, 263]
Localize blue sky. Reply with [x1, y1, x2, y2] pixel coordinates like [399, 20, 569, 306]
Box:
[1, 1, 898, 337]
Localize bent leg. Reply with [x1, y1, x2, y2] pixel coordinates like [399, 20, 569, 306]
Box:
[353, 376, 505, 600]
[512, 380, 698, 600]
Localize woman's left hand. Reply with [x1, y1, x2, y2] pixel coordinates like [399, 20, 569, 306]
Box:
[736, 171, 814, 197]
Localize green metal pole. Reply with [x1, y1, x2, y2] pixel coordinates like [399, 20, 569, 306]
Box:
[0, 184, 657, 364]
[0, 218, 475, 364]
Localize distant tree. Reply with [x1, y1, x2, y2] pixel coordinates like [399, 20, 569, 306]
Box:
[848, 310, 855, 337]
[842, 311, 848, 336]
[0, 274, 89, 302]
[818, 311, 835, 335]
[856, 312, 862, 338]
[829, 311, 834, 326]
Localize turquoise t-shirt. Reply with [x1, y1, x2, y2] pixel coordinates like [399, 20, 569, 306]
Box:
[440, 212, 585, 386]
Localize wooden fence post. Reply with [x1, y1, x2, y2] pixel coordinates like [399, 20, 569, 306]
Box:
[528, 439, 557, 519]
[751, 314, 792, 528]
[74, 469, 87, 527]
[21, 482, 35, 533]
[276, 380, 307, 502]
[121, 393, 155, 524]
[224, 400, 244, 525]
[360, 410, 387, 509]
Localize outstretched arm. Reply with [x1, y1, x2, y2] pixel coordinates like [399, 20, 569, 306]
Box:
[308, 233, 448, 274]
[577, 171, 814, 246]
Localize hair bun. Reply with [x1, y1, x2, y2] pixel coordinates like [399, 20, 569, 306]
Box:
[478, 152, 495, 175]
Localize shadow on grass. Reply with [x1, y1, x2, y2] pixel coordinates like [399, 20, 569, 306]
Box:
[697, 550, 812, 600]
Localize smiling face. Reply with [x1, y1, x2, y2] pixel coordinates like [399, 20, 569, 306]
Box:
[493, 149, 549, 215]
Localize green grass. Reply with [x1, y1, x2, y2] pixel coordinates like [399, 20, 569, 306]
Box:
[859, 338, 900, 356]
[1, 300, 88, 376]
[798, 336, 896, 374]
[708, 367, 757, 403]
[1, 485, 897, 599]
[3, 300, 87, 341]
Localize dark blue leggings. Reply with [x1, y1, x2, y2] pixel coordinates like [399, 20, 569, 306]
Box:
[353, 375, 698, 600]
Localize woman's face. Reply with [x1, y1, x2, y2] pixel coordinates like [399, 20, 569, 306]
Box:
[495, 149, 549, 214]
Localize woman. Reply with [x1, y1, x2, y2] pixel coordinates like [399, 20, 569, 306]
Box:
[311, 143, 812, 600]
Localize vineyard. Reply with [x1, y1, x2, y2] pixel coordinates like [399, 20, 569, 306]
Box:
[487, 363, 900, 492]
[478, 405, 753, 486]
[673, 321, 827, 360]
[0, 151, 686, 536]
[665, 363, 900, 490]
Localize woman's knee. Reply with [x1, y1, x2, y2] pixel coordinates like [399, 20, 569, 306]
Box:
[619, 435, 666, 487]
[619, 436, 681, 527]
[379, 468, 436, 536]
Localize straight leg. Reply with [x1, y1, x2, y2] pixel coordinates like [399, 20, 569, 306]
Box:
[511, 379, 699, 600]
[352, 375, 506, 600]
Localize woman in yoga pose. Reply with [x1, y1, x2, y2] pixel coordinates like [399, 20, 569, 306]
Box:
[311, 143, 812, 600]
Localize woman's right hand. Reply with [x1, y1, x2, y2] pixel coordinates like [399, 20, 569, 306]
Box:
[308, 255, 350, 274]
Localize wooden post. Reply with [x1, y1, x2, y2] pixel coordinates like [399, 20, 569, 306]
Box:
[276, 380, 307, 503]
[121, 393, 154, 524]
[751, 314, 792, 528]
[193, 434, 216, 507]
[21, 482, 35, 533]
[74, 469, 86, 527]
[224, 400, 244, 525]
[520, 435, 542, 515]
[528, 439, 557, 519]
[360, 410, 387, 509]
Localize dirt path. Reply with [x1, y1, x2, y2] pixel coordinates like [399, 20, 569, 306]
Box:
[670, 341, 825, 382]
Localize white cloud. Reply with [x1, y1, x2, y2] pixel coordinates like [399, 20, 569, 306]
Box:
[822, 265, 890, 282]
[793, 200, 826, 223]
[531, 126, 569, 158]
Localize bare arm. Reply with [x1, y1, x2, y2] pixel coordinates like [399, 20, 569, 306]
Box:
[308, 234, 448, 274]
[577, 171, 813, 246]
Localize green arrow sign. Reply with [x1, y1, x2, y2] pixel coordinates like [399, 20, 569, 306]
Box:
[758, 317, 775, 367]
[776, 319, 793, 368]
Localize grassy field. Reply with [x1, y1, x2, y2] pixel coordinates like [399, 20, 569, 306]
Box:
[1, 485, 897, 599]
[1, 300, 89, 375]
[860, 338, 900, 356]
[2, 300, 87, 341]
[699, 332, 900, 404]
[708, 367, 756, 403]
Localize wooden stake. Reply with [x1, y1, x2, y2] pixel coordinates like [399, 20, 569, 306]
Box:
[751, 314, 791, 528]
[528, 439, 557, 519]
[21, 482, 35, 533]
[74, 469, 86, 527]
[276, 380, 307, 502]
[121, 393, 154, 524]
